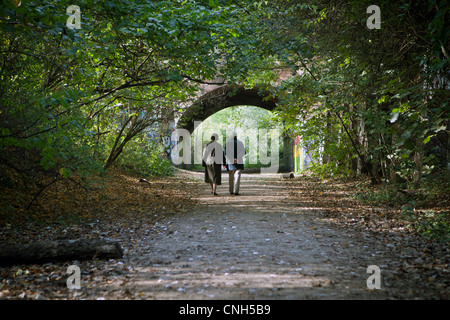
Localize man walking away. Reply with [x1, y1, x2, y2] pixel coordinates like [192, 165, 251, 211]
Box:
[225, 132, 245, 195]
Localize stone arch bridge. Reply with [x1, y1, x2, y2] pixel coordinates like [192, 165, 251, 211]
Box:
[174, 83, 294, 172]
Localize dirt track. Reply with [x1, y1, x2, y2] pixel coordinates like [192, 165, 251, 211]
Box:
[1, 171, 448, 300]
[119, 172, 448, 299]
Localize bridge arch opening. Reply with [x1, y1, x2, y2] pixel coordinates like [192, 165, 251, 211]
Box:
[177, 85, 278, 133]
[192, 105, 283, 172]
[174, 85, 294, 172]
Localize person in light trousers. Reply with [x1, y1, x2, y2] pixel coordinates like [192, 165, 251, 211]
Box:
[225, 132, 245, 195]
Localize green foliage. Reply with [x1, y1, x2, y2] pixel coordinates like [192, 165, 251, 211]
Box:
[239, 0, 449, 182]
[0, 0, 253, 180]
[198, 106, 280, 134]
[116, 138, 174, 177]
[193, 106, 282, 167]
[401, 207, 450, 242]
[354, 185, 403, 207]
[354, 173, 450, 240]
[0, 0, 448, 212]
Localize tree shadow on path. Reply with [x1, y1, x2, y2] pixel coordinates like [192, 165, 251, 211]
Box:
[124, 171, 449, 299]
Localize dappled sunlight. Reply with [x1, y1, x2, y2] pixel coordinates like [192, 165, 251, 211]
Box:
[192, 174, 293, 213]
[187, 171, 415, 236]
[128, 263, 332, 299]
[1, 0, 448, 302]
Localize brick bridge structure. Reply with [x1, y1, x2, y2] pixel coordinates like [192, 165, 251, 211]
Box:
[174, 69, 295, 171]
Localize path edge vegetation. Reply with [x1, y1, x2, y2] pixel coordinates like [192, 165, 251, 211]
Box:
[0, 1, 448, 241]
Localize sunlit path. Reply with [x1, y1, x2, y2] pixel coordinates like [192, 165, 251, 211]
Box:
[121, 172, 448, 299]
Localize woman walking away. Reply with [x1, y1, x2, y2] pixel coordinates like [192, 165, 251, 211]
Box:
[202, 133, 225, 195]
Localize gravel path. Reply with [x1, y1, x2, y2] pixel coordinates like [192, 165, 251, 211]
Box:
[2, 172, 447, 300]
[119, 173, 447, 299]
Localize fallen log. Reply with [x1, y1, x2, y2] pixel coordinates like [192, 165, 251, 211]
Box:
[0, 239, 123, 266]
[397, 189, 421, 199]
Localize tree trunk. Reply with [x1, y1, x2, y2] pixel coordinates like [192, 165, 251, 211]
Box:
[389, 127, 404, 183]
[283, 133, 293, 172]
[0, 239, 123, 266]
[446, 122, 450, 179]
[335, 110, 379, 183]
[104, 115, 134, 170]
[322, 111, 331, 165]
[413, 150, 424, 183]
[357, 114, 367, 177]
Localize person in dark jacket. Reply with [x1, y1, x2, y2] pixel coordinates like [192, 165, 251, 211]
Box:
[225, 132, 245, 195]
[202, 133, 225, 195]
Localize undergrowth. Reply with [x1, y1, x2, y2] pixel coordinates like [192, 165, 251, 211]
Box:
[353, 174, 450, 242]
